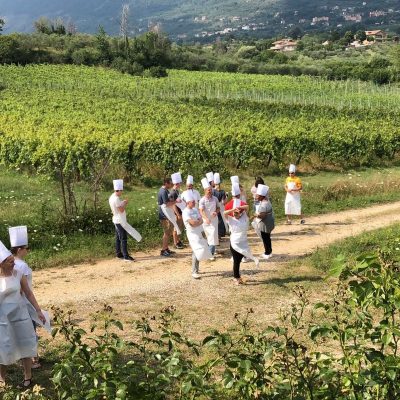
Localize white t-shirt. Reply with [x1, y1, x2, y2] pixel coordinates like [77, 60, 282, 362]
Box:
[182, 207, 203, 235]
[13, 259, 33, 303]
[109, 192, 126, 224]
[199, 195, 220, 219]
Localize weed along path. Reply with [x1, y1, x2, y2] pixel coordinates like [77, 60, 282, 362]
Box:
[35, 201, 400, 337]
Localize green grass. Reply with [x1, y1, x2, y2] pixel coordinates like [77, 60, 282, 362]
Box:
[1, 165, 400, 270]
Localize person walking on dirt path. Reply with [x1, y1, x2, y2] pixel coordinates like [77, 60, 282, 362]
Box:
[199, 177, 220, 261]
[251, 185, 275, 260]
[285, 164, 305, 225]
[182, 191, 212, 279]
[109, 179, 141, 262]
[0, 240, 46, 389]
[224, 182, 259, 285]
[212, 173, 227, 240]
[158, 177, 179, 257]
[170, 172, 185, 250]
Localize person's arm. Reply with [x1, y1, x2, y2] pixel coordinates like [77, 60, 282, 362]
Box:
[117, 199, 128, 213]
[20, 276, 46, 324]
[188, 218, 203, 227]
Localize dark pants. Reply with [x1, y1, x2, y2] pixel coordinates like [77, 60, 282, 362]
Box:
[230, 245, 244, 279]
[115, 223, 128, 257]
[261, 231, 272, 255]
[218, 213, 226, 238]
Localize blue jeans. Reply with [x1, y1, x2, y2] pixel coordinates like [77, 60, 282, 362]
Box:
[115, 224, 128, 258]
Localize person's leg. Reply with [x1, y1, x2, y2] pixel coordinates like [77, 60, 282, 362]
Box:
[161, 220, 170, 251]
[115, 224, 122, 257]
[21, 358, 32, 381]
[230, 245, 243, 279]
[286, 214, 292, 224]
[209, 245, 216, 255]
[261, 231, 272, 255]
[192, 253, 200, 275]
[116, 224, 128, 258]
[0, 365, 6, 384]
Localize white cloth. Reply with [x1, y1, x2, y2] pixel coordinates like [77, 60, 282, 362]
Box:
[289, 164, 296, 173]
[0, 240, 11, 263]
[161, 204, 181, 235]
[199, 196, 219, 246]
[251, 204, 262, 239]
[201, 178, 210, 189]
[109, 193, 142, 241]
[0, 269, 37, 365]
[213, 173, 221, 184]
[228, 213, 257, 263]
[113, 179, 123, 191]
[285, 182, 302, 215]
[9, 226, 28, 247]
[171, 172, 182, 184]
[256, 184, 269, 197]
[182, 208, 212, 261]
[231, 183, 240, 196]
[181, 189, 201, 208]
[206, 172, 214, 182]
[230, 176, 239, 184]
[186, 175, 194, 185]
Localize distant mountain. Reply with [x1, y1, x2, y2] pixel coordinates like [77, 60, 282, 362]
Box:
[1, 0, 399, 40]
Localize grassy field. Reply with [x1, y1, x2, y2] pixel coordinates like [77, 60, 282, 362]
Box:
[1, 165, 400, 269]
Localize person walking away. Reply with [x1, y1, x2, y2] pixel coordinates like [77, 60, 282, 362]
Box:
[251, 185, 275, 259]
[9, 226, 41, 369]
[284, 164, 305, 225]
[170, 172, 185, 249]
[182, 192, 212, 279]
[109, 179, 141, 262]
[181, 175, 201, 208]
[212, 172, 227, 239]
[158, 177, 179, 257]
[224, 182, 259, 285]
[199, 177, 220, 261]
[0, 240, 46, 389]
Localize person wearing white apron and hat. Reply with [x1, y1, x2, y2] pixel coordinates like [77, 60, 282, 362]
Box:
[9, 226, 41, 369]
[199, 177, 220, 261]
[251, 185, 275, 259]
[212, 173, 227, 239]
[109, 179, 141, 262]
[181, 175, 201, 208]
[0, 240, 46, 389]
[182, 192, 212, 279]
[224, 182, 259, 285]
[284, 164, 305, 225]
[170, 172, 186, 250]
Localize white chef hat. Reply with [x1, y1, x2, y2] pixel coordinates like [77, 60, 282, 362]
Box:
[289, 164, 296, 173]
[231, 183, 241, 196]
[171, 172, 182, 184]
[186, 175, 194, 185]
[201, 177, 211, 189]
[206, 171, 214, 183]
[113, 179, 123, 191]
[214, 173, 221, 185]
[9, 226, 28, 247]
[230, 176, 239, 184]
[185, 191, 195, 203]
[0, 240, 12, 263]
[256, 184, 269, 197]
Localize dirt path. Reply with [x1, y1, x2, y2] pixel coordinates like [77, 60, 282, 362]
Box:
[34, 201, 400, 337]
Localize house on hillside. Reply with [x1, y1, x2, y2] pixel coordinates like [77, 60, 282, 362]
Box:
[365, 30, 387, 41]
[270, 39, 298, 52]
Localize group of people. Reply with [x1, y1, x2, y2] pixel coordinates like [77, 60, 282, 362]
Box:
[109, 164, 304, 284]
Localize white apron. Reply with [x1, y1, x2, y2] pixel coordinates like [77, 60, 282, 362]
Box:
[285, 182, 301, 215]
[203, 217, 218, 246]
[120, 214, 142, 242]
[251, 204, 262, 239]
[186, 224, 212, 261]
[228, 213, 257, 264]
[161, 204, 181, 235]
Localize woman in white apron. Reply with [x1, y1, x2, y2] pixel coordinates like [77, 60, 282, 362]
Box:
[199, 178, 220, 260]
[284, 164, 305, 225]
[0, 241, 46, 388]
[182, 192, 212, 279]
[224, 183, 259, 285]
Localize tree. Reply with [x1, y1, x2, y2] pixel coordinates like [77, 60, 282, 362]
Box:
[355, 30, 367, 42]
[288, 26, 303, 40]
[0, 18, 5, 34]
[96, 25, 111, 62]
[34, 17, 52, 34]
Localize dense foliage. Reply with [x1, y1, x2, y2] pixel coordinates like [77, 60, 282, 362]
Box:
[3, 250, 400, 399]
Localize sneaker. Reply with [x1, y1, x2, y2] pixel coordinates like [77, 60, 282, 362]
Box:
[254, 257, 260, 268]
[242, 257, 250, 263]
[123, 255, 135, 262]
[261, 253, 272, 260]
[300, 219, 306, 224]
[174, 243, 184, 249]
[116, 254, 124, 259]
[192, 273, 201, 279]
[209, 256, 216, 261]
[160, 250, 171, 257]
[166, 248, 176, 254]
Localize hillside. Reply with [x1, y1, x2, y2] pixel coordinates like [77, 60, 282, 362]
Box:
[1, 0, 400, 40]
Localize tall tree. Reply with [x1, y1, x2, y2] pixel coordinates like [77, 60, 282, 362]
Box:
[0, 18, 4, 34]
[96, 25, 111, 62]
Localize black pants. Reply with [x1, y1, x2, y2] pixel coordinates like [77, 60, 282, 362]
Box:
[218, 213, 226, 238]
[115, 223, 128, 258]
[261, 231, 272, 255]
[230, 245, 244, 279]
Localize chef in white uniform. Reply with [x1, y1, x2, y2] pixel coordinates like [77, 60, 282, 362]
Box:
[181, 175, 201, 208]
[199, 177, 220, 261]
[224, 182, 259, 285]
[182, 191, 212, 279]
[109, 179, 141, 262]
[284, 164, 305, 225]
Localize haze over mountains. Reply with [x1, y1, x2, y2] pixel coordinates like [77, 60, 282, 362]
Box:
[1, 0, 399, 39]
